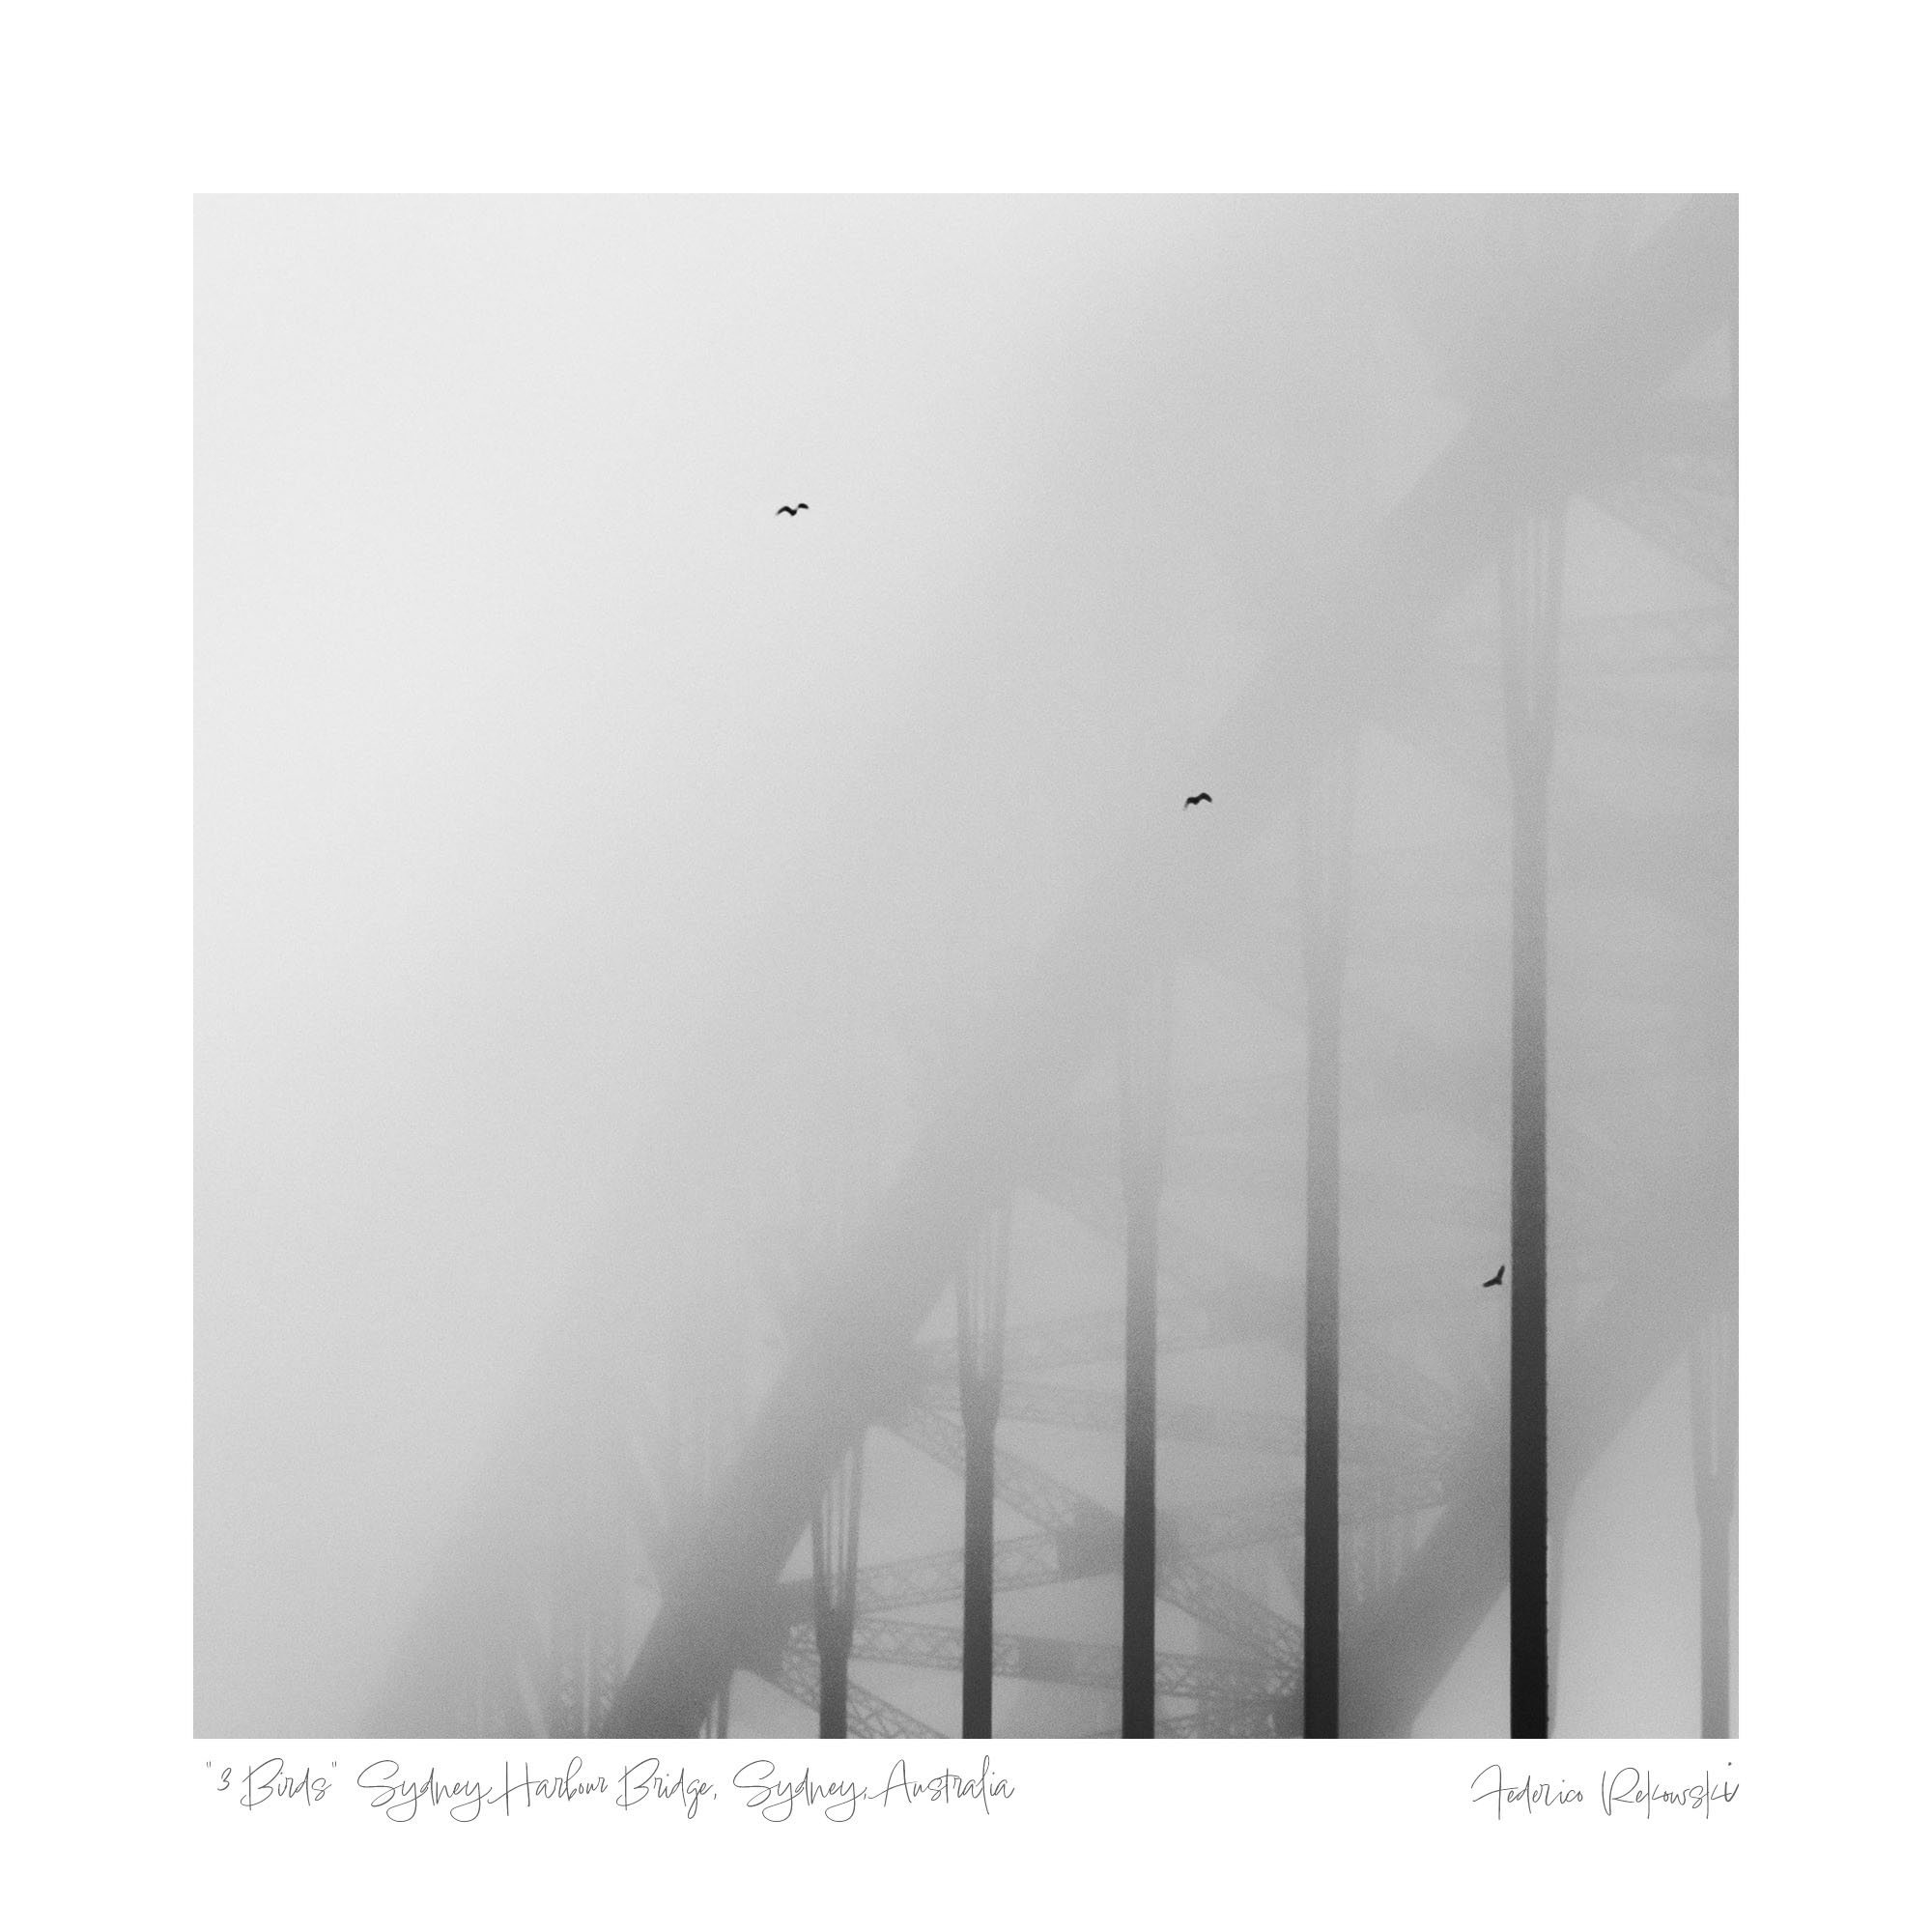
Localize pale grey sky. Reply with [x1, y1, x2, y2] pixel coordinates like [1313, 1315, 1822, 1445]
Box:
[197, 196, 1734, 1740]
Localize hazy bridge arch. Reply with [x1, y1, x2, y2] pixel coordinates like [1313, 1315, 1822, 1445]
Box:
[360, 196, 1736, 1743]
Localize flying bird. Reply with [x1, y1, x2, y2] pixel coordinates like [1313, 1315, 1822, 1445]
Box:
[1481, 1264, 1506, 1289]
[776, 502, 810, 516]
[1184, 792, 1212, 809]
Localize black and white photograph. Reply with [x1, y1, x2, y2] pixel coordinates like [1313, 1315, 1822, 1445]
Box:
[15, 7, 1928, 1920]
[195, 193, 1738, 1745]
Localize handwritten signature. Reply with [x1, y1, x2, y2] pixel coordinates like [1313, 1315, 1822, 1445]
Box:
[1470, 1762, 1739, 1820]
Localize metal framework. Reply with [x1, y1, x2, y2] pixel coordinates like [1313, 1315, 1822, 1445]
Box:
[361, 199, 1736, 1746]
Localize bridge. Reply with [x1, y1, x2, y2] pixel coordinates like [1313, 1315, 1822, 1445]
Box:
[366, 195, 1737, 1743]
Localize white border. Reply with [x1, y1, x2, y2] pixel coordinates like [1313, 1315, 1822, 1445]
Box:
[7, 1, 1924, 1918]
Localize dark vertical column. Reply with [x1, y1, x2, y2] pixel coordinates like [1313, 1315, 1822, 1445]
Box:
[1690, 1298, 1737, 1737]
[960, 1425, 996, 1732]
[1120, 970, 1173, 1739]
[957, 1204, 1011, 1738]
[1121, 1188, 1158, 1738]
[1502, 509, 1563, 1740]
[1509, 765, 1549, 1737]
[818, 1648, 849, 1739]
[1299, 735, 1353, 1738]
[811, 1439, 865, 1739]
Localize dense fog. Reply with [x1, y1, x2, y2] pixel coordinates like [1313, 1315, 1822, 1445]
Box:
[195, 195, 1736, 1740]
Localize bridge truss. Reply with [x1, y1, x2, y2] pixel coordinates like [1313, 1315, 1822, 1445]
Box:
[366, 197, 1737, 1743]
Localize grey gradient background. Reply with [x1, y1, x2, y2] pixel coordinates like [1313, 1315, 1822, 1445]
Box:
[195, 196, 1735, 1739]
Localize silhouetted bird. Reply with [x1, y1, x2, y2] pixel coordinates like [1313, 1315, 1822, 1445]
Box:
[1184, 793, 1212, 808]
[776, 502, 810, 516]
[1482, 1264, 1506, 1289]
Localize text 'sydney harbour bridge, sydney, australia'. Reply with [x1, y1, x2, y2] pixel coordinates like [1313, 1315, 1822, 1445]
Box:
[367, 196, 1737, 1744]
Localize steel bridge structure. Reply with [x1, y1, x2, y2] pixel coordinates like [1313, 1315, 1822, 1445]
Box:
[368, 196, 1738, 1743]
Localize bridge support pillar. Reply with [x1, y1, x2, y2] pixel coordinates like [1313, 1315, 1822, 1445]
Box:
[812, 1438, 865, 1738]
[1503, 503, 1565, 1739]
[1690, 1293, 1737, 1737]
[958, 1203, 1011, 1738]
[1119, 970, 1173, 1738]
[1299, 729, 1355, 1738]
